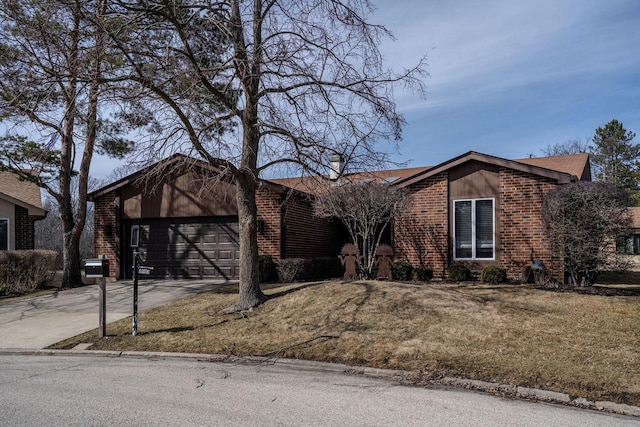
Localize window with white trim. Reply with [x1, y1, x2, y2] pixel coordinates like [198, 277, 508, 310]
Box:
[0, 219, 8, 251]
[454, 199, 494, 260]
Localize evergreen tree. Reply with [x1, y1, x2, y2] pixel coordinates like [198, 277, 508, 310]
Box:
[590, 119, 639, 193]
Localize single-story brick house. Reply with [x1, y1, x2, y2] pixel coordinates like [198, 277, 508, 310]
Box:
[90, 151, 591, 282]
[0, 172, 47, 251]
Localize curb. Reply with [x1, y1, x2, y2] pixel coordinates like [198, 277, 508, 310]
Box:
[2, 348, 639, 418]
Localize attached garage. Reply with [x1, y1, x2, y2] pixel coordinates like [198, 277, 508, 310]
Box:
[90, 155, 242, 280]
[121, 217, 239, 280]
[90, 154, 345, 281]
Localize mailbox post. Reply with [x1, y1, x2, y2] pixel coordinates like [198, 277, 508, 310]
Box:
[84, 257, 110, 338]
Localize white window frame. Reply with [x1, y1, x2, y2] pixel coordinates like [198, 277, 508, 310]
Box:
[453, 198, 495, 260]
[0, 218, 9, 251]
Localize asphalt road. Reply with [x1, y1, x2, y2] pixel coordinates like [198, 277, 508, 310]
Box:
[1, 353, 638, 426]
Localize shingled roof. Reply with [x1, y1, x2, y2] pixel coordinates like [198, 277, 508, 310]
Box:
[515, 153, 591, 181]
[270, 151, 591, 195]
[0, 171, 46, 217]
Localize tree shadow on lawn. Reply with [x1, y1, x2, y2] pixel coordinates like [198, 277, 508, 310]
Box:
[264, 281, 328, 299]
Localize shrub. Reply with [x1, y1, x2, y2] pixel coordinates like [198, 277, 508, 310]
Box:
[277, 258, 307, 283]
[413, 266, 433, 282]
[481, 266, 507, 284]
[390, 261, 413, 281]
[258, 255, 278, 283]
[448, 263, 471, 281]
[277, 257, 343, 283]
[521, 266, 534, 284]
[0, 250, 59, 296]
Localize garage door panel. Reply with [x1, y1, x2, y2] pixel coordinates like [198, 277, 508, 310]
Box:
[124, 218, 239, 280]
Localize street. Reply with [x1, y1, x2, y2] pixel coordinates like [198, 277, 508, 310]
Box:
[1, 353, 637, 426]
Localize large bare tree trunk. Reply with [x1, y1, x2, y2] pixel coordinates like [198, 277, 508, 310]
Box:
[225, 170, 267, 312]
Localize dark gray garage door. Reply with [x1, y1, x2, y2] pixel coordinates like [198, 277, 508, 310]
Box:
[122, 217, 239, 280]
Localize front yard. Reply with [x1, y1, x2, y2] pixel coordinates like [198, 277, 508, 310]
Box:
[51, 280, 640, 406]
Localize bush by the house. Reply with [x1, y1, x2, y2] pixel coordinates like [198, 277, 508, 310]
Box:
[413, 266, 433, 282]
[258, 255, 278, 283]
[390, 261, 413, 281]
[277, 257, 342, 283]
[521, 266, 534, 284]
[448, 263, 471, 281]
[481, 266, 507, 283]
[0, 250, 59, 296]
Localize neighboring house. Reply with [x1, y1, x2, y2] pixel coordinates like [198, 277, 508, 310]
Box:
[622, 207, 640, 270]
[90, 151, 591, 282]
[0, 172, 47, 251]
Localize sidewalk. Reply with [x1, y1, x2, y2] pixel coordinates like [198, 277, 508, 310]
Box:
[0, 280, 231, 349]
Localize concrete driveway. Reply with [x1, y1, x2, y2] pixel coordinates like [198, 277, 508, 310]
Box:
[0, 279, 231, 349]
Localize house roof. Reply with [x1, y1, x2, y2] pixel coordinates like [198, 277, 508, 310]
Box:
[515, 153, 591, 181]
[91, 151, 592, 201]
[0, 171, 46, 217]
[88, 153, 291, 201]
[267, 166, 430, 194]
[269, 152, 590, 193]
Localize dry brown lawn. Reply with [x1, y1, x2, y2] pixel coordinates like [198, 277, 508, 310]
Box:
[51, 281, 640, 406]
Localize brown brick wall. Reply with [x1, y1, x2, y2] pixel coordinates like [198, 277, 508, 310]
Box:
[14, 205, 34, 250]
[394, 169, 564, 282]
[256, 187, 343, 261]
[281, 193, 343, 259]
[256, 187, 282, 260]
[94, 192, 120, 278]
[498, 168, 563, 281]
[394, 172, 449, 278]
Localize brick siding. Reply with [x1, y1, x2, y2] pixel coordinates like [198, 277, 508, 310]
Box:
[394, 172, 449, 278]
[14, 205, 34, 250]
[498, 168, 563, 281]
[256, 187, 282, 260]
[256, 187, 344, 261]
[94, 192, 119, 278]
[281, 192, 344, 259]
[394, 169, 564, 282]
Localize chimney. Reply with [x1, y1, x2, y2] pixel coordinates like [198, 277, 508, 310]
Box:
[329, 154, 345, 180]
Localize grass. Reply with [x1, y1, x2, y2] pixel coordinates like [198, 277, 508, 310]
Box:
[50, 280, 640, 406]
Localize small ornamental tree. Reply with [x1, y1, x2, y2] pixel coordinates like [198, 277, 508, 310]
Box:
[542, 181, 631, 286]
[314, 181, 410, 278]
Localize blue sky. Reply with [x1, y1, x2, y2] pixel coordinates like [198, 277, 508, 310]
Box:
[89, 0, 640, 177]
[374, 0, 640, 167]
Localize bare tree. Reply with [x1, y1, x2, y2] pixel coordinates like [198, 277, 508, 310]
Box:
[314, 181, 410, 278]
[106, 0, 427, 311]
[541, 138, 590, 156]
[542, 181, 631, 286]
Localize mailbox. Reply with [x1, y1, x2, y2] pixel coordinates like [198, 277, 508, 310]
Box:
[85, 258, 110, 278]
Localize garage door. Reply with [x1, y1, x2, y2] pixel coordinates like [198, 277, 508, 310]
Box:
[122, 217, 240, 280]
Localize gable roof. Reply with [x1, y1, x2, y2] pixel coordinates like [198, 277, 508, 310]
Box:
[0, 172, 46, 217]
[91, 151, 592, 201]
[515, 153, 591, 181]
[395, 151, 585, 188]
[269, 152, 590, 194]
[88, 153, 291, 201]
